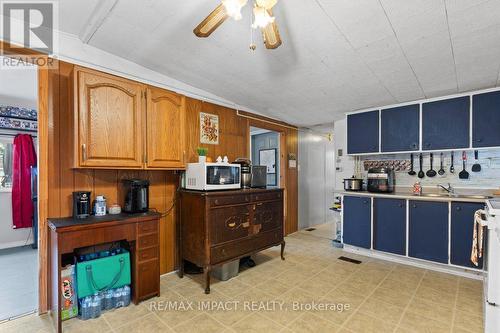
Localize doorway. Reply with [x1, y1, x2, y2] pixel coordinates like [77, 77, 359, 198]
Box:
[250, 126, 280, 188]
[0, 55, 39, 321]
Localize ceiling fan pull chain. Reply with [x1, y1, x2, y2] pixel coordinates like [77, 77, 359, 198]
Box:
[249, 4, 257, 51]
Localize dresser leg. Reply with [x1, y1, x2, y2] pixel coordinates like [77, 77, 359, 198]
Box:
[280, 241, 286, 260]
[204, 267, 211, 294]
[178, 260, 184, 278]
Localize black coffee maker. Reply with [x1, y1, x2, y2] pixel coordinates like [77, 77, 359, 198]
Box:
[73, 191, 91, 219]
[123, 179, 150, 213]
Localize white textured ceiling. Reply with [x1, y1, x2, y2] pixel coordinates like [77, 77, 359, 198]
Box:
[57, 0, 500, 126]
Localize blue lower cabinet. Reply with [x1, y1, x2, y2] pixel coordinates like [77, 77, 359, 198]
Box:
[373, 198, 406, 255]
[343, 196, 371, 249]
[409, 201, 449, 264]
[451, 202, 484, 269]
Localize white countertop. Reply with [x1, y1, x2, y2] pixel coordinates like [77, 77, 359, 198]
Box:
[334, 189, 499, 203]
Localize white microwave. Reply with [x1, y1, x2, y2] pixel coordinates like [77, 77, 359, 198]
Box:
[185, 162, 241, 191]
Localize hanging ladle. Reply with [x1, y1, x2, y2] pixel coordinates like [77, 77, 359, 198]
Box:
[426, 153, 437, 177]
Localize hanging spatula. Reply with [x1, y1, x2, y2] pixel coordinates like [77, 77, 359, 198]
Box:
[472, 150, 481, 172]
[459, 151, 469, 180]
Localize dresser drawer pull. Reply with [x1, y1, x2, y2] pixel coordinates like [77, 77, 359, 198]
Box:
[242, 222, 250, 228]
[228, 222, 236, 228]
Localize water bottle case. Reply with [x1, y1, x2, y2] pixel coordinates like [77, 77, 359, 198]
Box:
[78, 285, 131, 320]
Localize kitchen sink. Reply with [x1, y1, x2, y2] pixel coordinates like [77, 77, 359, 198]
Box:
[415, 193, 493, 200]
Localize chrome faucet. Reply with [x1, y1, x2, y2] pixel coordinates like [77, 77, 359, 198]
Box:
[437, 183, 454, 194]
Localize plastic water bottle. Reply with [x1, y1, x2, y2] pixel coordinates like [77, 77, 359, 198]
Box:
[113, 288, 124, 308]
[79, 296, 91, 320]
[91, 294, 101, 318]
[122, 285, 131, 307]
[104, 290, 114, 310]
[98, 292, 105, 311]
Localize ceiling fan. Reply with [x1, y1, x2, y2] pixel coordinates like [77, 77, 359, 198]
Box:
[194, 0, 282, 50]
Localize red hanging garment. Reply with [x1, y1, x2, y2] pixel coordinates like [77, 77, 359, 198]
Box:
[12, 134, 37, 229]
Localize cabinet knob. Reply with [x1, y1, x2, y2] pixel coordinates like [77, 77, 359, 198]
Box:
[476, 138, 482, 143]
[456, 206, 462, 211]
[425, 143, 431, 148]
[363, 200, 369, 204]
[411, 143, 417, 149]
[413, 204, 417, 208]
[398, 203, 404, 208]
[214, 199, 219, 205]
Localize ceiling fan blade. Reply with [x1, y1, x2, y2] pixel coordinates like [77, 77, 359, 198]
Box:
[193, 4, 229, 38]
[261, 11, 282, 49]
[256, 0, 278, 10]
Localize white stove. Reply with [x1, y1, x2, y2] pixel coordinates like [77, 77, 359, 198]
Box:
[483, 199, 500, 332]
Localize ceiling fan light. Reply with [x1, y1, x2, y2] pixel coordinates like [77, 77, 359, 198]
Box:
[252, 6, 275, 29]
[222, 0, 247, 21]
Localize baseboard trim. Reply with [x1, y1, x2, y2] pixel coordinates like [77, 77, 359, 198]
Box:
[0, 240, 34, 250]
[343, 245, 484, 280]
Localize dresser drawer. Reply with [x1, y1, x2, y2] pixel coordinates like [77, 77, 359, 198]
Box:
[209, 195, 250, 208]
[210, 229, 282, 264]
[210, 205, 251, 245]
[252, 191, 282, 202]
[138, 247, 158, 262]
[138, 233, 158, 249]
[138, 220, 158, 235]
[253, 201, 283, 233]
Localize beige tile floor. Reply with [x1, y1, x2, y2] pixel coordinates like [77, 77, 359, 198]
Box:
[0, 232, 484, 333]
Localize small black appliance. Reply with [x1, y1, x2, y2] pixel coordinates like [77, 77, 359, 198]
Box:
[123, 179, 150, 213]
[367, 167, 395, 193]
[251, 165, 267, 188]
[73, 191, 91, 219]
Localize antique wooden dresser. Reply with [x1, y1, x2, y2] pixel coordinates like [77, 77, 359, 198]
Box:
[178, 188, 285, 293]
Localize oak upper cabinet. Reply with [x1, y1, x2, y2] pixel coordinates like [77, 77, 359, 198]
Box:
[145, 87, 186, 169]
[75, 66, 145, 168]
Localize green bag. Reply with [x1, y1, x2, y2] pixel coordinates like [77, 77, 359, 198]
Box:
[76, 251, 131, 299]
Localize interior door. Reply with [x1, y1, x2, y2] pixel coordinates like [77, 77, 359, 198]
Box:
[77, 67, 144, 168]
[146, 87, 186, 169]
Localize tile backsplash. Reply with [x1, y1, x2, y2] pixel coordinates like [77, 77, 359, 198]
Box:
[360, 150, 500, 190]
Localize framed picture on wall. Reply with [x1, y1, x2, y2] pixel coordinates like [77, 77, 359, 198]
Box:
[200, 112, 219, 144]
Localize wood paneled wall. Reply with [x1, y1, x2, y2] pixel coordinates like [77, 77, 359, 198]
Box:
[47, 62, 299, 279]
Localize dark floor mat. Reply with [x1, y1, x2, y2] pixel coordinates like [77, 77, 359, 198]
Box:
[305, 228, 316, 231]
[337, 256, 362, 264]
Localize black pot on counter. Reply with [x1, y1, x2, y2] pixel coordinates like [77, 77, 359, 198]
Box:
[343, 177, 364, 191]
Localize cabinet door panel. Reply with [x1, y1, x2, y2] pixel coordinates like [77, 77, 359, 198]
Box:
[381, 104, 419, 152]
[77, 67, 143, 168]
[347, 111, 379, 154]
[473, 91, 500, 147]
[422, 97, 470, 150]
[146, 87, 186, 168]
[373, 198, 406, 255]
[451, 202, 484, 268]
[137, 260, 159, 300]
[343, 196, 371, 249]
[253, 200, 283, 233]
[409, 201, 448, 264]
